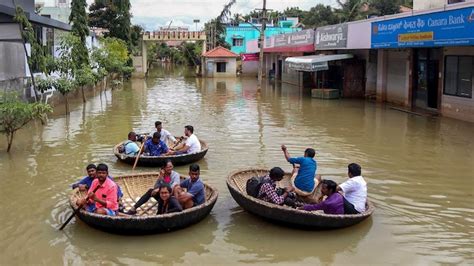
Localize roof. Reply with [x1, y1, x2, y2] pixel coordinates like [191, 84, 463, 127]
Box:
[202, 46, 239, 58]
[0, 4, 71, 31]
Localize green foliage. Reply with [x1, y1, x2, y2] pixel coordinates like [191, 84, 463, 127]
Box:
[69, 0, 90, 66]
[130, 24, 143, 55]
[75, 66, 95, 87]
[37, 76, 74, 96]
[91, 37, 132, 77]
[302, 4, 340, 28]
[88, 0, 132, 48]
[14, 6, 47, 74]
[369, 0, 405, 16]
[56, 33, 84, 75]
[0, 93, 52, 152]
[206, 0, 236, 49]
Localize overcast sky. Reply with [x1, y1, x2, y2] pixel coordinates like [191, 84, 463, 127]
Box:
[42, 0, 336, 30]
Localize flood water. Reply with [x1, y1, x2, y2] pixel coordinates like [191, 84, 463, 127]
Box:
[0, 65, 473, 265]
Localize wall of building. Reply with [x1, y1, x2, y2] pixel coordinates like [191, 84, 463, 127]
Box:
[441, 46, 474, 122]
[386, 50, 410, 106]
[204, 58, 237, 78]
[413, 0, 447, 10]
[0, 42, 26, 81]
[242, 61, 258, 76]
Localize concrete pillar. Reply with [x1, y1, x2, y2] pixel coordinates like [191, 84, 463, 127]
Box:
[142, 41, 147, 74]
[376, 49, 387, 102]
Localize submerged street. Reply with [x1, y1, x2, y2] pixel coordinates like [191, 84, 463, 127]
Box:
[0, 65, 473, 264]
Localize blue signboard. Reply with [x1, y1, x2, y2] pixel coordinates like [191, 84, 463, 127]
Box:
[371, 7, 474, 48]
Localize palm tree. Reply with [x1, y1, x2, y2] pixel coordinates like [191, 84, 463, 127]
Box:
[335, 0, 368, 22]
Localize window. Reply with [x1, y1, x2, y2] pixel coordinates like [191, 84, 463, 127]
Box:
[448, 0, 465, 4]
[232, 38, 243, 46]
[216, 62, 226, 73]
[444, 56, 473, 98]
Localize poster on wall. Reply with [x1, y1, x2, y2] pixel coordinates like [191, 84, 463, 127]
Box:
[241, 53, 259, 61]
[371, 7, 474, 48]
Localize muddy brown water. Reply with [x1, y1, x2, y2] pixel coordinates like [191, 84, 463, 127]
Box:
[0, 65, 473, 265]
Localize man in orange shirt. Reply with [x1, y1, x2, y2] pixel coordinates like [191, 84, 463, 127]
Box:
[77, 163, 118, 216]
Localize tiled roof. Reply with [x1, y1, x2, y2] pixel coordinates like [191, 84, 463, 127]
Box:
[203, 46, 239, 58]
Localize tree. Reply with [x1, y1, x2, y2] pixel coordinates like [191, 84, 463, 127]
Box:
[335, 0, 368, 22]
[37, 76, 74, 114]
[302, 4, 339, 28]
[74, 66, 95, 103]
[91, 37, 132, 77]
[0, 93, 52, 152]
[69, 0, 89, 66]
[130, 24, 144, 55]
[88, 0, 132, 48]
[282, 7, 305, 18]
[369, 0, 403, 16]
[205, 0, 236, 49]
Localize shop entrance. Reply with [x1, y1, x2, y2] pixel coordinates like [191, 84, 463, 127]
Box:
[413, 49, 439, 109]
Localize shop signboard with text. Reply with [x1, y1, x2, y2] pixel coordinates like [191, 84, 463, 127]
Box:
[241, 53, 259, 61]
[272, 29, 314, 48]
[371, 7, 474, 48]
[315, 24, 348, 49]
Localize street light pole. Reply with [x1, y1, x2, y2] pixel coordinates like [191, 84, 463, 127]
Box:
[257, 0, 267, 86]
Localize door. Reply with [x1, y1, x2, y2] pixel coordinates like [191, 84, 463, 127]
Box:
[207, 61, 214, 77]
[413, 49, 439, 109]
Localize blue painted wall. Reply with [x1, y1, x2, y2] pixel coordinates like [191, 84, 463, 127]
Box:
[225, 21, 300, 54]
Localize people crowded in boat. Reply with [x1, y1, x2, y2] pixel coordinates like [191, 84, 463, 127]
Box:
[281, 145, 317, 196]
[167, 125, 201, 155]
[151, 121, 177, 144]
[257, 167, 296, 206]
[75, 164, 120, 216]
[143, 132, 169, 156]
[72, 164, 124, 203]
[126, 160, 181, 215]
[298, 179, 344, 215]
[174, 163, 205, 209]
[118, 131, 140, 156]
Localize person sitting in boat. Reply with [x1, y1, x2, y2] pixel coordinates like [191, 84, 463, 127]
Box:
[258, 167, 295, 205]
[120, 131, 140, 155]
[174, 163, 205, 209]
[76, 163, 118, 216]
[72, 164, 97, 191]
[167, 125, 201, 155]
[125, 160, 181, 215]
[143, 132, 169, 156]
[156, 185, 183, 215]
[71, 164, 124, 201]
[298, 179, 344, 214]
[152, 121, 177, 144]
[281, 145, 317, 196]
[338, 163, 367, 214]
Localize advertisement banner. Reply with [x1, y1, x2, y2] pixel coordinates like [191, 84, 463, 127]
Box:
[371, 7, 474, 48]
[241, 53, 259, 61]
[315, 24, 348, 49]
[272, 29, 314, 48]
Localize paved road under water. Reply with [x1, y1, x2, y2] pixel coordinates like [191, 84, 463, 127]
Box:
[0, 65, 473, 265]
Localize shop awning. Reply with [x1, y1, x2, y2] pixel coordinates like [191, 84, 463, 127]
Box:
[286, 54, 353, 72]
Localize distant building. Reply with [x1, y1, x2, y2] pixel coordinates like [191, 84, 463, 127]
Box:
[225, 18, 301, 55]
[202, 46, 239, 78]
[413, 0, 469, 11]
[0, 0, 71, 96]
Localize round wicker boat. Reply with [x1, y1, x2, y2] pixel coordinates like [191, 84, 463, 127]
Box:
[226, 168, 374, 229]
[113, 138, 208, 167]
[69, 172, 218, 234]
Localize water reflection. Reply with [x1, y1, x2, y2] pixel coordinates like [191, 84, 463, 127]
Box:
[223, 208, 372, 264]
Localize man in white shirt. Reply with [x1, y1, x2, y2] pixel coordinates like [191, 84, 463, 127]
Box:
[337, 163, 367, 214]
[152, 121, 177, 145]
[167, 125, 201, 155]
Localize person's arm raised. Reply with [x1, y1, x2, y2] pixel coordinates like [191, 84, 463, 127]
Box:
[281, 144, 291, 162]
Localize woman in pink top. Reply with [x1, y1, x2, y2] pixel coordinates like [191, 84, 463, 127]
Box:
[76, 164, 118, 216]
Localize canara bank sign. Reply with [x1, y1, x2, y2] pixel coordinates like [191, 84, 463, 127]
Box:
[315, 24, 348, 49]
[371, 7, 474, 48]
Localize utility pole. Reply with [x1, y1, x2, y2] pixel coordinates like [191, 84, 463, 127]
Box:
[257, 0, 267, 86]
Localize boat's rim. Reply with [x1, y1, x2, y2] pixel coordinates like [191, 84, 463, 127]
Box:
[70, 172, 218, 221]
[226, 168, 375, 218]
[113, 139, 209, 159]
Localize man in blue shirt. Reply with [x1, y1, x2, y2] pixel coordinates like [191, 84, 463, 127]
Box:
[123, 131, 140, 155]
[175, 163, 205, 209]
[144, 132, 169, 156]
[281, 145, 317, 194]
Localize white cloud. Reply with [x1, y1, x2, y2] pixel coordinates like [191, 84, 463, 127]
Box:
[44, 0, 336, 30]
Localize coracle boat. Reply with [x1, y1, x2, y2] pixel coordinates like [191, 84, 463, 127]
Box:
[113, 138, 208, 167]
[69, 172, 218, 234]
[226, 168, 374, 229]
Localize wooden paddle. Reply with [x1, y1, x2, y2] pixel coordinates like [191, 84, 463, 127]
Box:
[132, 135, 147, 171]
[59, 185, 101, 230]
[171, 136, 185, 150]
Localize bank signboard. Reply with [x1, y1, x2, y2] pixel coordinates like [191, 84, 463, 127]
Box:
[315, 24, 348, 49]
[371, 7, 474, 48]
[272, 29, 314, 47]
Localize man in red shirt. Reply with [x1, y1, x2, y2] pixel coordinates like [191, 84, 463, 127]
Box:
[76, 164, 118, 216]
